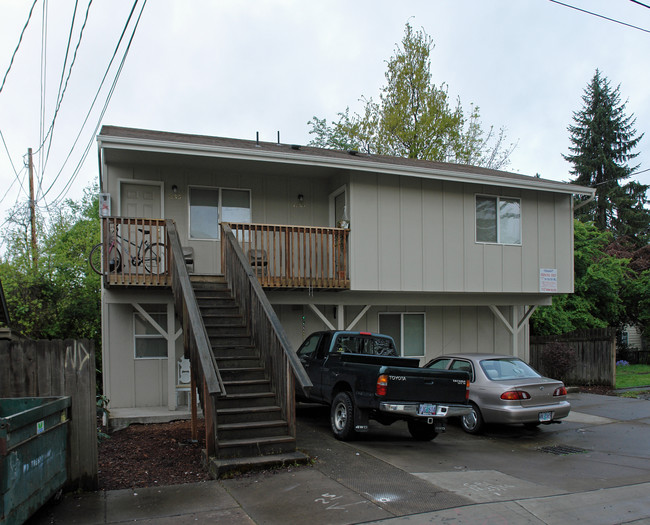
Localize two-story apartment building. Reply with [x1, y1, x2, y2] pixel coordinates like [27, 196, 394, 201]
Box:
[96, 125, 593, 466]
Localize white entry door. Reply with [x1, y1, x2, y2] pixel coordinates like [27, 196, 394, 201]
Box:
[120, 182, 162, 218]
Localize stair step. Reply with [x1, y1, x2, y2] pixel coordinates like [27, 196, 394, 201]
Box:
[220, 367, 265, 381]
[215, 356, 262, 368]
[205, 326, 249, 336]
[210, 335, 253, 346]
[223, 379, 271, 394]
[216, 435, 296, 459]
[218, 420, 289, 440]
[217, 405, 282, 424]
[201, 312, 246, 324]
[217, 392, 277, 409]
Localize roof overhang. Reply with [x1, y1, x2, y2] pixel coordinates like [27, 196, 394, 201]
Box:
[97, 131, 595, 197]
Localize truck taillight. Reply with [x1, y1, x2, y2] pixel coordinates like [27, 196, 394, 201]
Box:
[376, 374, 388, 396]
[466, 379, 470, 401]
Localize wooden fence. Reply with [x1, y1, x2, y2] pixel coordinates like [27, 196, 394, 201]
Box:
[530, 328, 616, 386]
[0, 339, 97, 490]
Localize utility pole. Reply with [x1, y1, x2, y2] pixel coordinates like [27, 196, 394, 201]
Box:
[27, 147, 38, 268]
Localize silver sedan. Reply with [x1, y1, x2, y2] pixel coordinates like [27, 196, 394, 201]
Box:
[423, 353, 570, 434]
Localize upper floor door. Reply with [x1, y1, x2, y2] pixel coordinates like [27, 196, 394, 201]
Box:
[120, 182, 162, 218]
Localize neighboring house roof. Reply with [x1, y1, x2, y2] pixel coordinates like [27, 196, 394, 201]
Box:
[98, 125, 595, 197]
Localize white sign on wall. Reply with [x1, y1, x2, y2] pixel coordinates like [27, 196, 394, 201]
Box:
[540, 268, 557, 293]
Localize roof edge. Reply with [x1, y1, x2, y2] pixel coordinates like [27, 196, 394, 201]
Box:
[97, 129, 595, 196]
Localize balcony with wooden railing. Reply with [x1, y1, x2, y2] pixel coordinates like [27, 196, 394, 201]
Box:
[96, 217, 170, 287]
[96, 218, 350, 290]
[224, 222, 350, 290]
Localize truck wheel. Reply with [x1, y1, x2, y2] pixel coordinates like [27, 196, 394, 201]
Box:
[331, 392, 356, 441]
[461, 402, 484, 434]
[407, 420, 438, 441]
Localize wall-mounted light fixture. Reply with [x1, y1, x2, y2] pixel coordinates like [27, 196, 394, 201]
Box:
[294, 193, 306, 208]
[170, 185, 182, 200]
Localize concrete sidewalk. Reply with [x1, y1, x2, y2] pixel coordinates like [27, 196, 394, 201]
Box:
[27, 392, 650, 525]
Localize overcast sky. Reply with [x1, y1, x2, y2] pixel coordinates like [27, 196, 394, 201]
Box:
[0, 0, 649, 233]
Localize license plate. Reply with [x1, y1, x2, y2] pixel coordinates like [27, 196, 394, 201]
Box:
[418, 404, 437, 415]
[538, 411, 553, 422]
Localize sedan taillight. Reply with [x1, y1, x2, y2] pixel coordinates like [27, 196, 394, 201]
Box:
[500, 390, 531, 400]
[553, 386, 567, 396]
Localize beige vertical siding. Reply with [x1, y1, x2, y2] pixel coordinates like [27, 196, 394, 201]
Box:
[350, 173, 573, 294]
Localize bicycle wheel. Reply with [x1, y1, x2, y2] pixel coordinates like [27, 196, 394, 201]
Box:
[143, 242, 165, 274]
[89, 243, 122, 275]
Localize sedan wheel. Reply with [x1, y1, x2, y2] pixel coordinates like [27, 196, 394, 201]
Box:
[461, 402, 484, 434]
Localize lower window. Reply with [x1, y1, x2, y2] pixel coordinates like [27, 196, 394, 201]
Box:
[134, 306, 167, 359]
[378, 312, 425, 357]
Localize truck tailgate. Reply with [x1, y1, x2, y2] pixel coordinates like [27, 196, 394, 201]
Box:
[382, 367, 468, 404]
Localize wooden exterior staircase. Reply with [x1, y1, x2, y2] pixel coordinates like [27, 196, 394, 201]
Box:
[166, 221, 312, 478]
[192, 276, 299, 464]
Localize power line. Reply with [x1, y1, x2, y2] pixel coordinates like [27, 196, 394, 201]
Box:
[44, 0, 148, 207]
[630, 0, 650, 9]
[0, 129, 26, 197]
[40, 0, 141, 203]
[0, 0, 39, 96]
[548, 0, 650, 34]
[38, 0, 94, 174]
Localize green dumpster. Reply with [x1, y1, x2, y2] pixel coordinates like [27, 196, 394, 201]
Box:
[0, 397, 71, 525]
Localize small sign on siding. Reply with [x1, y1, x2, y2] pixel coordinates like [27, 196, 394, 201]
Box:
[540, 268, 557, 293]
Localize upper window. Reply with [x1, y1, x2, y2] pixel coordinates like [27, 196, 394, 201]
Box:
[379, 313, 425, 357]
[189, 187, 251, 240]
[476, 196, 521, 245]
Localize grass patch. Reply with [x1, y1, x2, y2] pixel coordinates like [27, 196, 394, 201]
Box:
[616, 364, 650, 389]
[619, 390, 650, 399]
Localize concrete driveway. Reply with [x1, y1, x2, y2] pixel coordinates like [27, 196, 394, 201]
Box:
[223, 392, 650, 524]
[28, 392, 650, 525]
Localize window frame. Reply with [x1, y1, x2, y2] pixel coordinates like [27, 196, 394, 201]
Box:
[475, 194, 522, 246]
[378, 312, 426, 358]
[133, 308, 167, 360]
[188, 185, 251, 240]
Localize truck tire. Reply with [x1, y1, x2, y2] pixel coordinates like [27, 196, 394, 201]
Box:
[407, 420, 438, 441]
[331, 392, 356, 441]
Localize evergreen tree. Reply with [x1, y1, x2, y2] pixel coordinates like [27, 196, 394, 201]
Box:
[308, 23, 515, 169]
[566, 70, 649, 244]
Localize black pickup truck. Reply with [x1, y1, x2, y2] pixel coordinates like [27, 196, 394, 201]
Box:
[297, 330, 471, 441]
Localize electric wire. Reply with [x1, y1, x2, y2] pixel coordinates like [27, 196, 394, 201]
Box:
[37, 0, 49, 201]
[0, 0, 39, 96]
[40, 0, 141, 203]
[548, 0, 650, 34]
[0, 128, 26, 197]
[630, 0, 650, 9]
[39, 0, 93, 176]
[43, 0, 147, 207]
[0, 167, 27, 206]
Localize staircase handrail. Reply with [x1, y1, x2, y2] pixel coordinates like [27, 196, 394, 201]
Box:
[221, 223, 312, 395]
[167, 220, 224, 396]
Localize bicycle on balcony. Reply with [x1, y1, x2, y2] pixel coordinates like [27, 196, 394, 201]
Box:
[89, 226, 165, 275]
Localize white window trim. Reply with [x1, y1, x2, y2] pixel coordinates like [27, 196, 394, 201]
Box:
[188, 185, 252, 241]
[378, 312, 426, 358]
[133, 311, 167, 360]
[475, 194, 522, 246]
[329, 185, 347, 228]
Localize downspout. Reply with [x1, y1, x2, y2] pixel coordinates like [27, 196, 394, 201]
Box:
[574, 192, 595, 210]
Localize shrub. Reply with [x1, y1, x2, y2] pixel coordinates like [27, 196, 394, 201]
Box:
[540, 341, 577, 381]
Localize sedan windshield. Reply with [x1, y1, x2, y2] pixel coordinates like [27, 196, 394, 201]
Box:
[480, 358, 541, 381]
